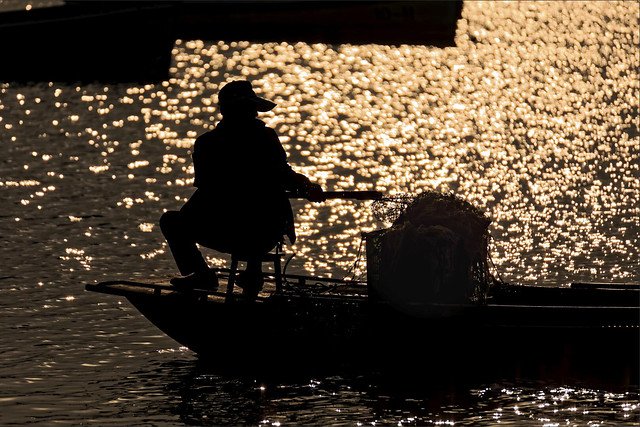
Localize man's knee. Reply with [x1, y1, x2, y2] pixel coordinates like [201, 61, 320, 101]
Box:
[159, 210, 181, 235]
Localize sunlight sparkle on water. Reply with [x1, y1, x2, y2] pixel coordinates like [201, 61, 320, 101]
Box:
[0, 1, 637, 284]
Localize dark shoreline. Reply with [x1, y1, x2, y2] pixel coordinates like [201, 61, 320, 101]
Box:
[0, 1, 462, 83]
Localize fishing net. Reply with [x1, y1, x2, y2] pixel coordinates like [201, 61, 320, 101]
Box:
[366, 191, 494, 314]
[370, 194, 414, 224]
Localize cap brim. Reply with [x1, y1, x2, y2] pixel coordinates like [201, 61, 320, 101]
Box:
[220, 94, 277, 112]
[254, 97, 277, 112]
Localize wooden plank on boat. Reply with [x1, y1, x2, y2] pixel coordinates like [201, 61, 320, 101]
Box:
[571, 282, 640, 290]
[85, 279, 229, 303]
[489, 282, 639, 307]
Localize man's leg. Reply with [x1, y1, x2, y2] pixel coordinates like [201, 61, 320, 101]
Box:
[236, 257, 264, 300]
[245, 258, 263, 280]
[159, 210, 210, 276]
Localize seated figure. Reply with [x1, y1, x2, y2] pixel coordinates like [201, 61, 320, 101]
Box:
[160, 80, 323, 297]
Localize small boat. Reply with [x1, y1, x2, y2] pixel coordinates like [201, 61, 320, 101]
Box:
[86, 272, 639, 361]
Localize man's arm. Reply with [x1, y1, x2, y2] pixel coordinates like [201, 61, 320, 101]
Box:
[192, 135, 205, 188]
[266, 127, 325, 202]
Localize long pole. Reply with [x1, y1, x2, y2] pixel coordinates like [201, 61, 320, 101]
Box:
[287, 190, 382, 200]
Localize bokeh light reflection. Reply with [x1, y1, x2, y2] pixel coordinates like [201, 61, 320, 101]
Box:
[1, 1, 637, 285]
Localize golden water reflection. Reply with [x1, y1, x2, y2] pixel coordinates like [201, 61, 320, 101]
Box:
[1, 1, 638, 285]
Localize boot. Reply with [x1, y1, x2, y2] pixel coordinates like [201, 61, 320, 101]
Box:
[171, 269, 219, 291]
[236, 270, 264, 300]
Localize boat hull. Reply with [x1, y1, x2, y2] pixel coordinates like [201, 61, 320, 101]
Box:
[87, 281, 640, 361]
[86, 278, 639, 383]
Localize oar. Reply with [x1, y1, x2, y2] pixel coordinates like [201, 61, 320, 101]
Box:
[287, 190, 382, 200]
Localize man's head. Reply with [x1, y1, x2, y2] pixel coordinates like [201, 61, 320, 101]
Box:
[218, 80, 276, 118]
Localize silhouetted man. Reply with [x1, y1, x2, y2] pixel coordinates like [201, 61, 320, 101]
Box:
[160, 80, 323, 297]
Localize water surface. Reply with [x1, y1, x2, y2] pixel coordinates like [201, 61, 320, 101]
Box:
[0, 1, 638, 425]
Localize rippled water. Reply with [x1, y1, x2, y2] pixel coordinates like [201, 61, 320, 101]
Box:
[1, 1, 638, 425]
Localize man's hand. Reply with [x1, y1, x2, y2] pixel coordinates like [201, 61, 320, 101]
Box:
[292, 172, 326, 202]
[304, 182, 326, 202]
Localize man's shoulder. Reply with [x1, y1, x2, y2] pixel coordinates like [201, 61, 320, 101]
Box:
[197, 128, 219, 139]
[195, 119, 278, 144]
[194, 128, 219, 146]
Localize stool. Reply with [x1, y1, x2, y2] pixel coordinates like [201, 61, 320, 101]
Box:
[226, 252, 284, 298]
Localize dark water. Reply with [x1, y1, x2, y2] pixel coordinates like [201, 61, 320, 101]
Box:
[1, 1, 639, 425]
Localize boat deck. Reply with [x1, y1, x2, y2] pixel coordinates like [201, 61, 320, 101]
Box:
[86, 276, 640, 328]
[86, 276, 639, 361]
[86, 270, 368, 303]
